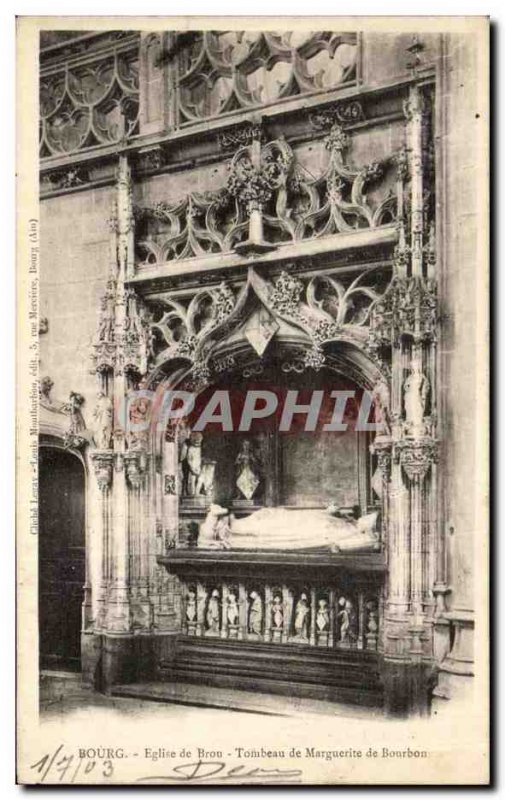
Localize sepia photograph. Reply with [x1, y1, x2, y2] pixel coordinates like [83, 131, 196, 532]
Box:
[16, 14, 489, 785]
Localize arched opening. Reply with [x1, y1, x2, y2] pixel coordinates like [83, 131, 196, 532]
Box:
[176, 361, 374, 514]
[39, 446, 86, 671]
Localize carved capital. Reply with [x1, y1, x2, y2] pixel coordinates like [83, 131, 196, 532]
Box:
[370, 436, 393, 480]
[395, 437, 438, 482]
[124, 451, 148, 489]
[90, 451, 114, 492]
[432, 582, 451, 618]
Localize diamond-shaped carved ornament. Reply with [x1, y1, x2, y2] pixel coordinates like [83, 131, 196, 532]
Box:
[244, 307, 279, 357]
[236, 465, 260, 501]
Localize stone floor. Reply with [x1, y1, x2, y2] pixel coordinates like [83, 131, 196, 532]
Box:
[40, 670, 383, 721]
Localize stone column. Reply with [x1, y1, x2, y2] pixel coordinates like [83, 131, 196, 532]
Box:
[432, 32, 487, 706]
[138, 32, 171, 135]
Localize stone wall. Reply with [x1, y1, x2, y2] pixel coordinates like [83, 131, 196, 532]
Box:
[39, 186, 114, 415]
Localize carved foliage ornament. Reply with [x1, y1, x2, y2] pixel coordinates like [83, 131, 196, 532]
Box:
[134, 131, 400, 267]
[309, 100, 365, 131]
[149, 265, 388, 381]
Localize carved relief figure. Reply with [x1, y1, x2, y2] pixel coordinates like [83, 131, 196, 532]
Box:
[180, 431, 203, 496]
[127, 395, 151, 450]
[366, 600, 379, 648]
[93, 391, 113, 450]
[272, 594, 284, 630]
[294, 593, 310, 639]
[195, 460, 216, 499]
[65, 392, 86, 434]
[248, 590, 263, 635]
[235, 439, 260, 501]
[227, 592, 239, 626]
[316, 599, 330, 632]
[186, 590, 197, 623]
[206, 589, 220, 633]
[372, 377, 391, 436]
[39, 376, 64, 413]
[403, 364, 430, 431]
[199, 504, 231, 549]
[337, 597, 356, 645]
[197, 586, 207, 625]
[98, 291, 115, 342]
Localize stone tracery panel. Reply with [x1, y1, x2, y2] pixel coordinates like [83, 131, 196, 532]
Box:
[133, 128, 400, 267]
[143, 265, 391, 385]
[176, 31, 358, 123]
[40, 39, 140, 156]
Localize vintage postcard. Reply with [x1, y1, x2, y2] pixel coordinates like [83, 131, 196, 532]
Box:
[16, 15, 489, 785]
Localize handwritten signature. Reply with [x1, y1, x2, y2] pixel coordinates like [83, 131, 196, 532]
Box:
[137, 759, 303, 784]
[30, 748, 302, 785]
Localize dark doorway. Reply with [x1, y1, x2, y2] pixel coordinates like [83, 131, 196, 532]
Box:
[38, 446, 86, 671]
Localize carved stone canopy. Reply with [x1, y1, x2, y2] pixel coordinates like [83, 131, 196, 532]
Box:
[146, 265, 390, 391]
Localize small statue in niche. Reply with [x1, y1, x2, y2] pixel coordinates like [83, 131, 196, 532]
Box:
[272, 594, 284, 630]
[294, 593, 310, 639]
[65, 392, 86, 435]
[248, 590, 263, 635]
[316, 599, 330, 632]
[235, 439, 261, 501]
[199, 504, 231, 549]
[39, 376, 60, 411]
[127, 395, 151, 450]
[403, 364, 430, 432]
[206, 589, 220, 633]
[186, 590, 197, 624]
[337, 597, 356, 645]
[93, 391, 113, 450]
[372, 377, 391, 437]
[195, 460, 216, 499]
[180, 431, 203, 496]
[98, 291, 115, 342]
[366, 600, 379, 648]
[227, 592, 239, 626]
[197, 586, 207, 624]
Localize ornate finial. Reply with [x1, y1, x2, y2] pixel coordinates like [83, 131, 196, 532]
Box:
[406, 35, 425, 72]
[324, 123, 349, 154]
